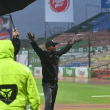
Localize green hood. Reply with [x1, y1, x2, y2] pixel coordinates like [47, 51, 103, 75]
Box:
[0, 40, 14, 59]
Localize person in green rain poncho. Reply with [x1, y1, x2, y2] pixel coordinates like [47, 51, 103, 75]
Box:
[0, 40, 41, 110]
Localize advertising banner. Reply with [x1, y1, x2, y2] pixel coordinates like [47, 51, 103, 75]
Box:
[75, 68, 88, 78]
[0, 15, 12, 40]
[69, 46, 108, 53]
[33, 67, 63, 78]
[58, 67, 63, 77]
[45, 0, 74, 22]
[34, 67, 42, 77]
[63, 67, 75, 77]
[16, 54, 28, 66]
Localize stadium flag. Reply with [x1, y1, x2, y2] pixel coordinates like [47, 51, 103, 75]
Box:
[0, 15, 12, 40]
[45, 0, 74, 22]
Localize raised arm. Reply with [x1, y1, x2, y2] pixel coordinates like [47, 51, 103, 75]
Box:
[27, 32, 44, 57]
[58, 38, 76, 56]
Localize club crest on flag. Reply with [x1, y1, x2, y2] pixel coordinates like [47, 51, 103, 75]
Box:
[49, 0, 70, 12]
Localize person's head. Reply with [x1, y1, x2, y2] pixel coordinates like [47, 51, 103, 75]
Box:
[0, 40, 14, 59]
[0, 18, 3, 31]
[45, 40, 59, 52]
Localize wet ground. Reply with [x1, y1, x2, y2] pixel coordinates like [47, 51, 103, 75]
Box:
[58, 77, 110, 85]
[41, 104, 110, 110]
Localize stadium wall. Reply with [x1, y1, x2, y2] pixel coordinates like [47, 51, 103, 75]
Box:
[31, 67, 91, 79]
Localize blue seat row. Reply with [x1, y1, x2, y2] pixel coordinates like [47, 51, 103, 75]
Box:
[88, 14, 110, 31]
[87, 14, 110, 26]
[62, 61, 94, 67]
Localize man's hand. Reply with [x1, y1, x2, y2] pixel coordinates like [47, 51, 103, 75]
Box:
[71, 38, 76, 45]
[13, 28, 19, 38]
[27, 32, 35, 42]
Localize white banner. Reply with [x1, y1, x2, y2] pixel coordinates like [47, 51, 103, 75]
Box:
[16, 54, 28, 66]
[33, 67, 64, 78]
[34, 67, 42, 77]
[58, 67, 63, 77]
[75, 68, 88, 78]
[45, 0, 74, 22]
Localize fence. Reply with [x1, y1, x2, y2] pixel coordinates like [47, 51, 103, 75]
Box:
[91, 69, 110, 79]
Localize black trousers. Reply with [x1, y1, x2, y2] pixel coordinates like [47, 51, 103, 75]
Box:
[42, 82, 58, 110]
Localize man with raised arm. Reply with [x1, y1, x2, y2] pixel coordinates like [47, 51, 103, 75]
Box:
[27, 32, 76, 110]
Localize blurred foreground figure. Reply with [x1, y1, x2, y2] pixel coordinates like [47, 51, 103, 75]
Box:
[0, 40, 41, 110]
[27, 32, 76, 110]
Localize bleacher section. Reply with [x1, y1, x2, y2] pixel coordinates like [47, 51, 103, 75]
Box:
[36, 29, 110, 69]
[53, 33, 75, 48]
[87, 13, 110, 31]
[51, 30, 110, 49]
[76, 30, 110, 48]
[87, 14, 110, 26]
[57, 30, 110, 69]
[27, 12, 110, 69]
[37, 13, 110, 49]
[61, 61, 94, 67]
[59, 50, 110, 69]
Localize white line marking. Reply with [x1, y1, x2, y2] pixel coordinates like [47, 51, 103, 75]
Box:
[91, 95, 110, 97]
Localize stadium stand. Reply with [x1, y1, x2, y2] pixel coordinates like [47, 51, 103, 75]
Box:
[87, 13, 110, 31]
[87, 14, 110, 26]
[20, 12, 110, 69]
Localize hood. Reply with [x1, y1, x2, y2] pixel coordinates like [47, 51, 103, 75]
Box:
[0, 40, 14, 59]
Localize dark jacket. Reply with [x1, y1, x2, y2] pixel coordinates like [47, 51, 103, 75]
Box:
[31, 41, 72, 83]
[12, 38, 21, 60]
